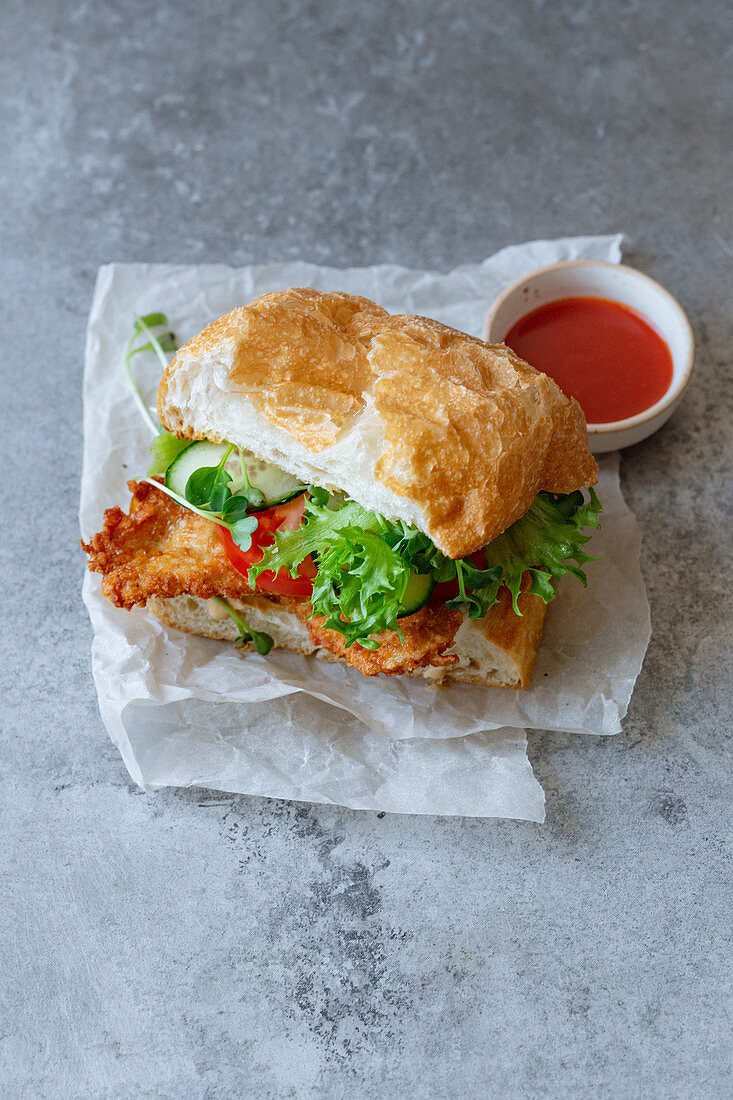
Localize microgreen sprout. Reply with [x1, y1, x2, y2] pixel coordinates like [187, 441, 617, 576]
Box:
[185, 444, 235, 508]
[124, 312, 177, 435]
[211, 597, 273, 654]
[140, 477, 260, 550]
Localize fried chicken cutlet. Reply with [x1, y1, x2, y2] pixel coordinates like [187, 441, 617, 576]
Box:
[82, 481, 464, 676]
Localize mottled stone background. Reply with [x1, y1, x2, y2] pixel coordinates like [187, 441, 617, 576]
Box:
[2, 1, 731, 1097]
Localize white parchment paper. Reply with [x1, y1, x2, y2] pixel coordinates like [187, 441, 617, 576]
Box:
[80, 234, 650, 820]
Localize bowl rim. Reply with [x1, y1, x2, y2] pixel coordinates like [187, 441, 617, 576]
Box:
[483, 259, 695, 433]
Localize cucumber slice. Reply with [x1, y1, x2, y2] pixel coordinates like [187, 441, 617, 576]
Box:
[397, 571, 436, 618]
[165, 441, 229, 496]
[245, 457, 306, 510]
[165, 440, 305, 508]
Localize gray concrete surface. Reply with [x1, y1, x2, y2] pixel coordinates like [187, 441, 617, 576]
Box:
[2, 1, 732, 1097]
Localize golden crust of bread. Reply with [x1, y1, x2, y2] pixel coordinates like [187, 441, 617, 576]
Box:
[158, 288, 598, 559]
[460, 587, 546, 690]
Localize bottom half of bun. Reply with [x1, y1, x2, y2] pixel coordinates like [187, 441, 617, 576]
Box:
[147, 590, 546, 690]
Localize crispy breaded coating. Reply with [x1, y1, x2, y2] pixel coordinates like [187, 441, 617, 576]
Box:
[81, 481, 260, 609]
[294, 603, 463, 677]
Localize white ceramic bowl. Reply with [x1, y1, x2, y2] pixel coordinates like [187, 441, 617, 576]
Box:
[482, 260, 695, 453]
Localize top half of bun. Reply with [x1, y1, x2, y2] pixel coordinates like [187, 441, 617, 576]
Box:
[157, 287, 598, 559]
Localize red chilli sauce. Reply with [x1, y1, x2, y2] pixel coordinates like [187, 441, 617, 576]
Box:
[504, 296, 674, 424]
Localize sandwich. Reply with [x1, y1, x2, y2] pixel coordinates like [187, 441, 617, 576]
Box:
[81, 287, 600, 688]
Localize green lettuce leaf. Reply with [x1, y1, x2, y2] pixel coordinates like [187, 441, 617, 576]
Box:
[251, 485, 602, 647]
[480, 488, 602, 613]
[147, 431, 190, 477]
[250, 493, 411, 648]
[445, 559, 504, 619]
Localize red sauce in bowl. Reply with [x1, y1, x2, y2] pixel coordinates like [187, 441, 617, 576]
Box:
[504, 296, 674, 424]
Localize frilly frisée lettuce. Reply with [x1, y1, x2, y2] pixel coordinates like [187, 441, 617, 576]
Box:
[250, 489, 414, 649]
[483, 488, 602, 612]
[251, 485, 602, 648]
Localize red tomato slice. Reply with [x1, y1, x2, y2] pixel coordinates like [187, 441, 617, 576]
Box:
[218, 494, 316, 598]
